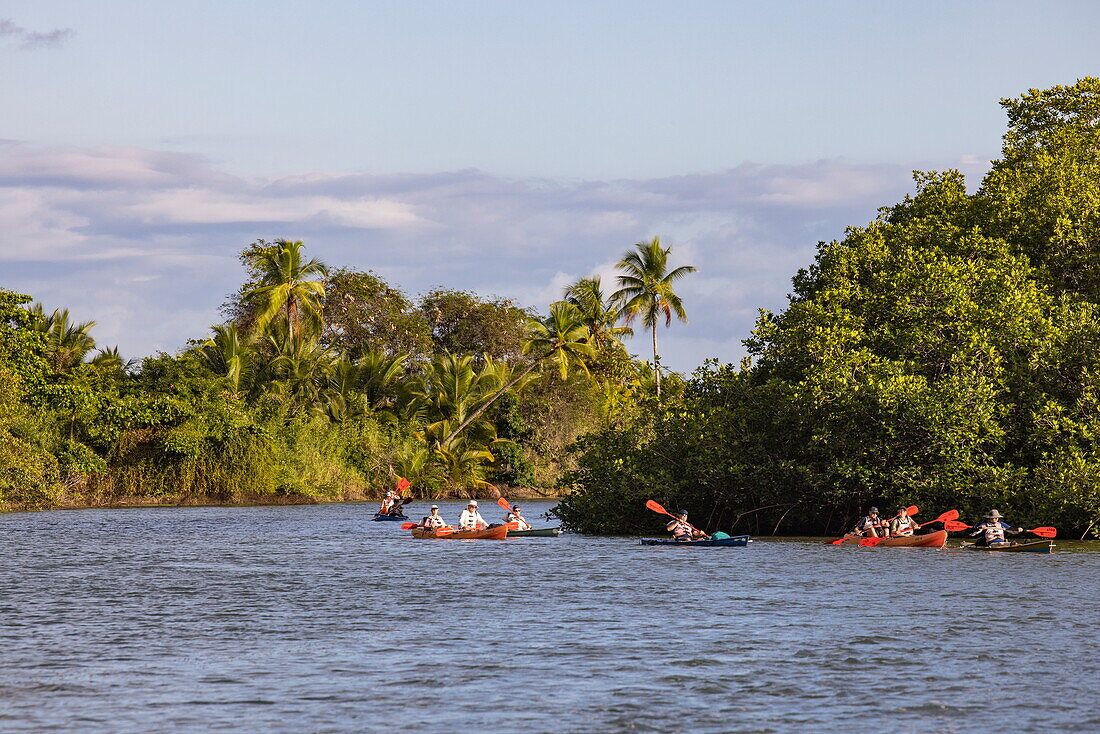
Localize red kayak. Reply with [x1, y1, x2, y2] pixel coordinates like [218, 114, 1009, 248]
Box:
[410, 526, 508, 540]
[840, 530, 948, 548]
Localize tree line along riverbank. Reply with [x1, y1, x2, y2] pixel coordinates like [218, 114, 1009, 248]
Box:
[4, 79, 1100, 537]
[1, 232, 691, 513]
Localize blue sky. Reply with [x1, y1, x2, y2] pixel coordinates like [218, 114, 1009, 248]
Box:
[2, 1, 1099, 369]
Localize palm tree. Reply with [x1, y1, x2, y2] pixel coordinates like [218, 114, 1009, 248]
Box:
[29, 305, 98, 373]
[326, 351, 411, 422]
[416, 353, 508, 450]
[91, 346, 129, 372]
[439, 301, 595, 447]
[611, 237, 696, 397]
[259, 323, 339, 412]
[564, 275, 633, 351]
[200, 324, 253, 394]
[244, 239, 328, 341]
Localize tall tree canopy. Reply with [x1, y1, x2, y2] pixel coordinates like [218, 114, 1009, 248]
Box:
[557, 79, 1100, 536]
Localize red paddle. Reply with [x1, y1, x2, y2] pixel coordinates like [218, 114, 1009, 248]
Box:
[827, 506, 919, 545]
[944, 520, 1057, 538]
[401, 522, 417, 529]
[397, 477, 411, 493]
[857, 509, 958, 546]
[645, 500, 707, 538]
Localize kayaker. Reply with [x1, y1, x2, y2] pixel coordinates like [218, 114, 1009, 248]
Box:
[853, 507, 884, 537]
[666, 510, 706, 542]
[379, 489, 400, 515]
[420, 505, 448, 530]
[505, 504, 533, 531]
[970, 510, 1024, 547]
[888, 507, 918, 537]
[458, 500, 488, 530]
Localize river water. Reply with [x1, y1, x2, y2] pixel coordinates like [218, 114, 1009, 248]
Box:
[1, 500, 1097, 733]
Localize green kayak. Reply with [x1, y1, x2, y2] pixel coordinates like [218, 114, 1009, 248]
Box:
[507, 527, 562, 537]
[963, 540, 1054, 553]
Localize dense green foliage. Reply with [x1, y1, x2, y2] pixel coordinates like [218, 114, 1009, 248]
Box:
[555, 79, 1100, 537]
[1, 237, 671, 510]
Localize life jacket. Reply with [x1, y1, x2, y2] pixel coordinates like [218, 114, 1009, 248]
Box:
[979, 521, 1007, 544]
[893, 516, 917, 536]
[506, 513, 532, 531]
[459, 510, 486, 530]
[855, 516, 880, 535]
[670, 519, 693, 538]
[421, 515, 446, 528]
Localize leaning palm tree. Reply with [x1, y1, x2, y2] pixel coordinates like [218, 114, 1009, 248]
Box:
[243, 239, 328, 341]
[439, 301, 595, 447]
[564, 275, 633, 351]
[611, 237, 696, 397]
[415, 353, 509, 450]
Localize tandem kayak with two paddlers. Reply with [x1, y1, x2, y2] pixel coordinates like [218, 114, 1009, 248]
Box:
[839, 530, 948, 548]
[372, 513, 411, 522]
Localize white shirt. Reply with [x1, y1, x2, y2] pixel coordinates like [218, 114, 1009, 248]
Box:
[506, 512, 532, 531]
[458, 509, 487, 530]
[421, 514, 447, 529]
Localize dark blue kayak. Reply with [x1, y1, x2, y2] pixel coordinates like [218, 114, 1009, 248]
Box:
[372, 514, 410, 522]
[641, 534, 751, 547]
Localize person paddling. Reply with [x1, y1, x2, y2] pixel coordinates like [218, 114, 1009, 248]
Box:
[458, 500, 488, 530]
[853, 507, 884, 537]
[889, 506, 918, 537]
[420, 505, 448, 530]
[970, 510, 1023, 547]
[505, 504, 533, 531]
[379, 488, 401, 515]
[666, 510, 706, 542]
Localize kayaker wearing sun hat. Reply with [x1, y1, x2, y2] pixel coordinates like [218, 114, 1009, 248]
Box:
[505, 504, 533, 531]
[458, 500, 488, 530]
[666, 510, 706, 542]
[888, 506, 919, 537]
[970, 510, 1023, 547]
[420, 505, 448, 529]
[853, 507, 883, 537]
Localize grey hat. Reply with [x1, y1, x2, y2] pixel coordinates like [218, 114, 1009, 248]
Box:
[430, 505, 439, 510]
[985, 509, 1004, 519]
[677, 510, 688, 517]
[868, 507, 879, 514]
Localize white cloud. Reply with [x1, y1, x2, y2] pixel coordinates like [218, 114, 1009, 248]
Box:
[0, 142, 966, 370]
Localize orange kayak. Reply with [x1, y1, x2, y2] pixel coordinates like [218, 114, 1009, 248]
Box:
[840, 530, 947, 548]
[410, 526, 508, 540]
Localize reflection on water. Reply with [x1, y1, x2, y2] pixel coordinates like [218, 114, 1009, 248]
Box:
[1, 501, 1097, 732]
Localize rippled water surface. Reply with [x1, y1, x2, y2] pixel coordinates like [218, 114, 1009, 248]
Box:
[2, 501, 1098, 733]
